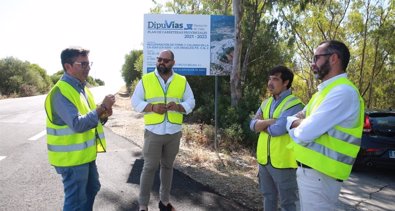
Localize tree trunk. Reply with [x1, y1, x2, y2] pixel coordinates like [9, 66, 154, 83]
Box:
[358, 0, 371, 90]
[231, 0, 243, 106]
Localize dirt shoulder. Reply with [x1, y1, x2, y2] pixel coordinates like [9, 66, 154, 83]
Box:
[106, 91, 262, 210]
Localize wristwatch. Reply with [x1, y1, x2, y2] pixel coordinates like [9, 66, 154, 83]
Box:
[99, 104, 108, 120]
[100, 103, 107, 111]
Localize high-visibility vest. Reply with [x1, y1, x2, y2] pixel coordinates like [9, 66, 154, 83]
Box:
[290, 77, 364, 180]
[256, 94, 303, 168]
[45, 80, 106, 167]
[142, 72, 186, 125]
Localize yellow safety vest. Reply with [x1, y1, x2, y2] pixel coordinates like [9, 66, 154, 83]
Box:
[256, 94, 303, 168]
[45, 80, 106, 167]
[290, 77, 364, 180]
[142, 72, 186, 125]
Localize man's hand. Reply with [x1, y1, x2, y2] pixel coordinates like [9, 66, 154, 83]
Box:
[295, 111, 305, 119]
[255, 119, 276, 132]
[105, 107, 113, 116]
[152, 103, 167, 114]
[290, 118, 302, 129]
[289, 111, 305, 129]
[98, 94, 115, 119]
[102, 94, 116, 110]
[166, 102, 185, 112]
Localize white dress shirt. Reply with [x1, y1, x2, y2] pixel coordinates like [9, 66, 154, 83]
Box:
[287, 73, 361, 146]
[131, 69, 195, 135]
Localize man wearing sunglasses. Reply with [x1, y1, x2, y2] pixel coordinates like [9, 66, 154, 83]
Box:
[131, 50, 195, 211]
[45, 47, 115, 211]
[286, 40, 364, 210]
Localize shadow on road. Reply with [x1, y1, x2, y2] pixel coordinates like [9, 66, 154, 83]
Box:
[127, 158, 252, 210]
[338, 166, 395, 211]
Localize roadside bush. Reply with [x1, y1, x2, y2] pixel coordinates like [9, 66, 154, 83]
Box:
[183, 124, 210, 147]
[128, 79, 140, 95]
[50, 71, 63, 84]
[19, 84, 38, 97]
[0, 57, 53, 97]
[202, 124, 215, 142]
[222, 123, 244, 144]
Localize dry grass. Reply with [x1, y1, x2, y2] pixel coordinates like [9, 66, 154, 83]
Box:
[0, 93, 19, 100]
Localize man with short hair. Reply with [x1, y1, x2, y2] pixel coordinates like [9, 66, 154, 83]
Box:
[287, 40, 364, 210]
[45, 47, 115, 211]
[250, 65, 304, 211]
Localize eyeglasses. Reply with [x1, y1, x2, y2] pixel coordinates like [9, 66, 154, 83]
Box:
[74, 61, 93, 69]
[312, 53, 333, 63]
[157, 57, 173, 64]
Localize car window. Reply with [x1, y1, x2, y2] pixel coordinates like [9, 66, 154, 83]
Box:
[369, 113, 395, 136]
[370, 116, 395, 127]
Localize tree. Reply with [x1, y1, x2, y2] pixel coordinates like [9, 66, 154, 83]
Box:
[231, 0, 242, 106]
[0, 57, 54, 96]
[121, 50, 143, 92]
[0, 57, 27, 95]
[27, 64, 53, 94]
[148, 0, 290, 149]
[276, 0, 395, 109]
[50, 70, 64, 85]
[347, 0, 395, 108]
[141, 0, 395, 149]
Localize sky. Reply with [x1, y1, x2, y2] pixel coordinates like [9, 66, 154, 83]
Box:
[0, 0, 160, 92]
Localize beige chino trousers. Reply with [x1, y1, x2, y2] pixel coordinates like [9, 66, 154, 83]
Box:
[139, 129, 182, 206]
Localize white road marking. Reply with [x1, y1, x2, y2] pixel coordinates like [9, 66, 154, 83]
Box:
[0, 156, 6, 161]
[28, 130, 46, 141]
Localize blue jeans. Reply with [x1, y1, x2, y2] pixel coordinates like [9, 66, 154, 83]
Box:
[55, 161, 101, 211]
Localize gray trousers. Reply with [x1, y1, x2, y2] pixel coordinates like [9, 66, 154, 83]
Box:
[258, 162, 298, 211]
[139, 130, 181, 206]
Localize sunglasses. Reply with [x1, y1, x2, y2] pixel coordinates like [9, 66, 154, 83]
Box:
[312, 53, 333, 63]
[74, 61, 93, 69]
[157, 57, 173, 64]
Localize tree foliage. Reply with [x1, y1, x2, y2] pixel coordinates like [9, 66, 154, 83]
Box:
[0, 57, 53, 96]
[0, 57, 104, 98]
[276, 0, 395, 108]
[122, 0, 395, 150]
[121, 50, 143, 92]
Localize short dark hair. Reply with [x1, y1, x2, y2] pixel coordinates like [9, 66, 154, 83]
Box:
[269, 65, 294, 89]
[319, 40, 350, 71]
[60, 47, 90, 71]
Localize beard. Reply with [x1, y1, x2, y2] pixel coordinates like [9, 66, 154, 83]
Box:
[157, 64, 171, 74]
[314, 59, 331, 80]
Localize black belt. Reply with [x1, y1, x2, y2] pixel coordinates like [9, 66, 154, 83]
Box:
[296, 161, 343, 182]
[297, 161, 311, 169]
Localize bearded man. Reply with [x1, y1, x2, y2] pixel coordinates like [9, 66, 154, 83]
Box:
[131, 50, 195, 211]
[286, 40, 365, 211]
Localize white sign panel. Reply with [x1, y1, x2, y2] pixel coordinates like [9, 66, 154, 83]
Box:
[143, 14, 235, 76]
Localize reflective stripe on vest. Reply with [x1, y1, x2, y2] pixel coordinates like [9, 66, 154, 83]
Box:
[47, 132, 105, 152]
[142, 72, 186, 125]
[290, 77, 364, 180]
[46, 127, 74, 136]
[45, 80, 106, 167]
[256, 94, 303, 168]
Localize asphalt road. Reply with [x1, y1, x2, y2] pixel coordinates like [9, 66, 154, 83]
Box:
[0, 89, 250, 211]
[1, 87, 395, 211]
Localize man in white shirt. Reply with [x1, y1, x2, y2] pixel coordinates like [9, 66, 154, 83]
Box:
[131, 50, 195, 211]
[286, 40, 364, 211]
